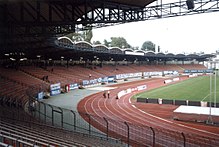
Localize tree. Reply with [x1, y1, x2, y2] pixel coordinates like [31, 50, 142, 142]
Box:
[71, 32, 83, 42]
[141, 41, 156, 52]
[103, 37, 131, 48]
[82, 26, 93, 43]
[103, 39, 110, 47]
[65, 32, 82, 42]
[131, 46, 139, 50]
[110, 37, 131, 48]
[157, 45, 161, 53]
[66, 26, 93, 43]
[93, 40, 101, 45]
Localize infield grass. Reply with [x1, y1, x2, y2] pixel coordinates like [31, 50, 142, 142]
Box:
[133, 75, 219, 102]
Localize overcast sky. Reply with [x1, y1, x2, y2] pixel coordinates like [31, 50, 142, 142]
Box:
[92, 11, 219, 54]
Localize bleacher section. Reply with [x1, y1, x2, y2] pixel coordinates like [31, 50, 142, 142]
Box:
[0, 68, 43, 86]
[179, 64, 207, 70]
[0, 107, 124, 147]
[0, 67, 49, 108]
[20, 66, 69, 86]
[46, 66, 104, 81]
[0, 77, 28, 108]
[0, 64, 208, 108]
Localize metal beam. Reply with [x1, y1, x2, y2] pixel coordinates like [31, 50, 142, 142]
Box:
[1, 0, 219, 55]
[1, 0, 145, 36]
[3, 0, 218, 37]
[87, 0, 219, 29]
[142, 0, 219, 20]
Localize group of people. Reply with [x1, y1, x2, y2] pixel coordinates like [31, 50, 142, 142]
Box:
[103, 90, 110, 98]
[103, 90, 119, 99]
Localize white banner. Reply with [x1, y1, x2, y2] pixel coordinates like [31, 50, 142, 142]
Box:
[116, 72, 142, 79]
[143, 71, 163, 77]
[117, 85, 147, 99]
[50, 83, 61, 96]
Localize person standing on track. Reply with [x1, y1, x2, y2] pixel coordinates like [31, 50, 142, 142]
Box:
[103, 90, 106, 98]
[107, 90, 110, 98]
[116, 92, 120, 99]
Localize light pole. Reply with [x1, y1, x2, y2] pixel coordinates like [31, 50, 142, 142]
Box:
[214, 70, 217, 108]
[208, 58, 213, 124]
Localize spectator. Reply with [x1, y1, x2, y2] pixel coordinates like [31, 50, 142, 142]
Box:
[46, 75, 49, 82]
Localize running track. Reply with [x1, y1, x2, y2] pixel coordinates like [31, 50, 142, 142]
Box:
[78, 77, 219, 146]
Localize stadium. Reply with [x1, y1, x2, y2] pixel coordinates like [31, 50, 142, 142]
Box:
[1, 0, 219, 147]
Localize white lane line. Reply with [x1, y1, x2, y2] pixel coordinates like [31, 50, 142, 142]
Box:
[130, 99, 219, 137]
[202, 94, 209, 101]
[129, 98, 131, 103]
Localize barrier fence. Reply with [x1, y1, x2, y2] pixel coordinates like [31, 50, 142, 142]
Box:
[26, 84, 219, 147]
[137, 98, 219, 124]
[137, 97, 219, 107]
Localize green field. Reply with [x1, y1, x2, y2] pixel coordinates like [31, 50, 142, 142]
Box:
[133, 75, 219, 102]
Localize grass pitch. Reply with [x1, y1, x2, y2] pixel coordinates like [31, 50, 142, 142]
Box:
[133, 75, 219, 102]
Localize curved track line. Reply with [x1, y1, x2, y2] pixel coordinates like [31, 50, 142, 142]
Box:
[130, 96, 219, 137]
[118, 91, 219, 138]
[77, 77, 219, 146]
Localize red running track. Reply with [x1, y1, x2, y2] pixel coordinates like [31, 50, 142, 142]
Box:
[78, 77, 219, 146]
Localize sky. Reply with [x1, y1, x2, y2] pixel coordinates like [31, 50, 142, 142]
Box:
[92, 10, 219, 54]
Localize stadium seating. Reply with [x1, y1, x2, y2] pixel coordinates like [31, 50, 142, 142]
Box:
[0, 106, 125, 147]
[0, 77, 27, 107]
[0, 63, 208, 108]
[179, 64, 207, 70]
[0, 67, 43, 86]
[20, 66, 69, 86]
[0, 63, 212, 146]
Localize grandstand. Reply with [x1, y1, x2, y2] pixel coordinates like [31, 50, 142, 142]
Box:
[0, 39, 217, 146]
[0, 49, 218, 146]
[1, 0, 219, 146]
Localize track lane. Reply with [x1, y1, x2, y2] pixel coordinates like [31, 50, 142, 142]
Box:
[77, 77, 219, 146]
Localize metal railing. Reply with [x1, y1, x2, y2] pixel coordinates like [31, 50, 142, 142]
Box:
[26, 84, 219, 147]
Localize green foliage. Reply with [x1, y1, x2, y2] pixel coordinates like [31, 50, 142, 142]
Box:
[103, 39, 110, 47]
[130, 46, 139, 50]
[66, 26, 93, 43]
[72, 32, 83, 42]
[83, 26, 93, 43]
[141, 41, 156, 52]
[110, 37, 131, 48]
[65, 32, 82, 42]
[93, 40, 101, 45]
[133, 76, 219, 102]
[103, 37, 131, 48]
[158, 45, 161, 52]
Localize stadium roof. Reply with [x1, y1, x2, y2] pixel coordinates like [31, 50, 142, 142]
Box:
[35, 0, 155, 8]
[104, 0, 155, 7]
[42, 37, 215, 62]
[1, 36, 215, 62]
[0, 0, 218, 63]
[0, 0, 157, 60]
